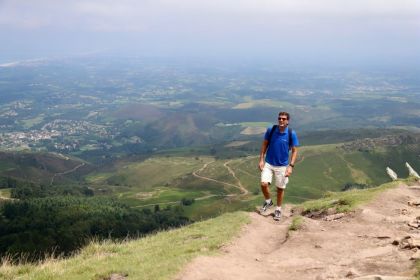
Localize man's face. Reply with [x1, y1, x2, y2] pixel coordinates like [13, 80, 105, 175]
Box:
[278, 115, 289, 128]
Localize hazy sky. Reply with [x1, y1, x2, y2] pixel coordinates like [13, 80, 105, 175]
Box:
[1, 0, 419, 64]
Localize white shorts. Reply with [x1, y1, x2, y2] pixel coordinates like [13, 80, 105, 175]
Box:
[261, 163, 289, 189]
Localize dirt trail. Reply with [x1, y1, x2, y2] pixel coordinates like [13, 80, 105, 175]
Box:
[50, 162, 85, 185]
[192, 160, 248, 196]
[224, 160, 249, 195]
[136, 160, 246, 208]
[177, 184, 420, 280]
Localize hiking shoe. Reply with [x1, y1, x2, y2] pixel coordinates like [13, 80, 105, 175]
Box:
[274, 209, 282, 221]
[260, 200, 273, 213]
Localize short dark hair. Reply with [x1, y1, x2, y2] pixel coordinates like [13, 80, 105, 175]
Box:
[278, 111, 290, 120]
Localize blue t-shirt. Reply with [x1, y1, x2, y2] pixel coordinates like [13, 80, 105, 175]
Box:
[264, 126, 299, 166]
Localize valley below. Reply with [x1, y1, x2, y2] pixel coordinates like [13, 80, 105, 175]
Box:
[0, 57, 419, 277]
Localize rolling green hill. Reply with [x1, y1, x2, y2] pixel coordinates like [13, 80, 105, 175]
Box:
[2, 179, 418, 280]
[1, 131, 418, 220]
[0, 211, 250, 280]
[83, 132, 420, 220]
[0, 151, 91, 186]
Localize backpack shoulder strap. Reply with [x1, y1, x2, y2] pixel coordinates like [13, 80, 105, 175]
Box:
[288, 127, 293, 150]
[267, 125, 277, 147]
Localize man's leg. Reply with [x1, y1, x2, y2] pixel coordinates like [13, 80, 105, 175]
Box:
[260, 163, 273, 200]
[274, 166, 288, 206]
[260, 164, 274, 212]
[261, 182, 271, 200]
[273, 188, 285, 220]
[273, 167, 288, 220]
[276, 188, 285, 207]
[260, 182, 273, 212]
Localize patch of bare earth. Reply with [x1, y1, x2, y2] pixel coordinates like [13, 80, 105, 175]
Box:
[240, 127, 266, 135]
[224, 141, 251, 148]
[177, 184, 420, 280]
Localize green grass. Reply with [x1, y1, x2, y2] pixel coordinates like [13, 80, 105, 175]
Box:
[299, 180, 401, 214]
[84, 172, 110, 184]
[0, 162, 16, 172]
[416, 261, 420, 280]
[81, 142, 420, 219]
[0, 188, 11, 199]
[183, 196, 228, 220]
[86, 156, 213, 192]
[227, 145, 358, 203]
[289, 216, 304, 231]
[226, 144, 420, 206]
[171, 172, 233, 195]
[120, 187, 208, 207]
[289, 152, 353, 194]
[0, 212, 250, 280]
[239, 122, 271, 127]
[343, 152, 390, 185]
[20, 115, 44, 129]
[196, 161, 238, 187]
[87, 155, 245, 213]
[232, 99, 295, 109]
[186, 196, 256, 221]
[225, 157, 260, 193]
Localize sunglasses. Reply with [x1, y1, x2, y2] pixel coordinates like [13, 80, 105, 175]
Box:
[278, 117, 288, 121]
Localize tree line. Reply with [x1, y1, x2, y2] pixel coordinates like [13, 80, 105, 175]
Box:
[0, 178, 190, 262]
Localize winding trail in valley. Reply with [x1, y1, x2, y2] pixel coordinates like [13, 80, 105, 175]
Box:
[191, 154, 307, 201]
[136, 154, 309, 208]
[50, 162, 86, 185]
[223, 160, 249, 195]
[135, 160, 248, 208]
[192, 160, 248, 196]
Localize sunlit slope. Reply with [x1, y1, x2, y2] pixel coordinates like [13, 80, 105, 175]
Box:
[229, 143, 418, 203]
[0, 151, 90, 185]
[2, 180, 418, 280]
[0, 212, 250, 280]
[85, 156, 218, 207]
[85, 141, 419, 219]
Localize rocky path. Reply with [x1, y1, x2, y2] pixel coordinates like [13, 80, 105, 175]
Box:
[177, 184, 420, 280]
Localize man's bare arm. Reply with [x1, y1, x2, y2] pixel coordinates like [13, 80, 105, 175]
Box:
[258, 140, 269, 171]
[290, 146, 298, 166]
[286, 146, 298, 176]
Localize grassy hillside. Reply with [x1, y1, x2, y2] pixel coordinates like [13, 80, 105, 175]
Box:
[298, 180, 403, 215]
[0, 152, 90, 185]
[83, 137, 419, 220]
[86, 156, 209, 190]
[0, 212, 250, 280]
[0, 188, 11, 199]
[2, 132, 418, 221]
[2, 179, 418, 280]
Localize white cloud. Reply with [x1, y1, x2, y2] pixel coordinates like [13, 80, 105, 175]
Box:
[0, 0, 418, 32]
[0, 0, 418, 61]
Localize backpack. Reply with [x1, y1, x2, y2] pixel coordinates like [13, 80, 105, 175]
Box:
[267, 125, 293, 150]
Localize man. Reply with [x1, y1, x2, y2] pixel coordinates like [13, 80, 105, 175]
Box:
[258, 111, 299, 221]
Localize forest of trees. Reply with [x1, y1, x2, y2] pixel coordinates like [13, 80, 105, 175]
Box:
[0, 178, 190, 262]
